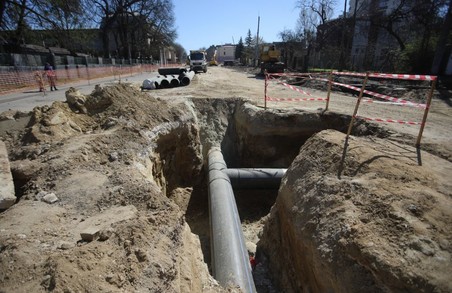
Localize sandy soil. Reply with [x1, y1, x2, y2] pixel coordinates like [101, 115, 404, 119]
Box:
[0, 66, 451, 292]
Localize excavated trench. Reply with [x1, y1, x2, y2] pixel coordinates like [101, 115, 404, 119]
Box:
[1, 94, 390, 292]
[152, 98, 384, 292]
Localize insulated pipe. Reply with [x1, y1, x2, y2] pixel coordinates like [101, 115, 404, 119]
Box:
[179, 70, 195, 86]
[159, 76, 170, 88]
[208, 148, 256, 293]
[158, 67, 187, 75]
[152, 75, 165, 89]
[224, 168, 286, 189]
[168, 75, 180, 87]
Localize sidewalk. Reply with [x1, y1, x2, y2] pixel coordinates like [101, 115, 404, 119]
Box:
[0, 71, 157, 113]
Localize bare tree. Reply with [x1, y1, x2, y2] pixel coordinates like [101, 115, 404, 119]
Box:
[358, 0, 449, 71]
[1, 0, 92, 51]
[91, 0, 176, 59]
[294, 0, 336, 71]
[297, 0, 336, 26]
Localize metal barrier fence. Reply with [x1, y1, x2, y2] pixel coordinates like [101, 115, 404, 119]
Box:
[0, 63, 182, 94]
[264, 71, 437, 168]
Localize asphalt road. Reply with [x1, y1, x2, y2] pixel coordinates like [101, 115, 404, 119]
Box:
[0, 71, 158, 113]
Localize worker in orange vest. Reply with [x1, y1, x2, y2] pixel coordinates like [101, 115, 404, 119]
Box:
[34, 71, 45, 92]
[44, 63, 58, 91]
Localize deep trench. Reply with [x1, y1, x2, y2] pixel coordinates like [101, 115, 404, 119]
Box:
[152, 99, 382, 292]
[4, 97, 383, 290]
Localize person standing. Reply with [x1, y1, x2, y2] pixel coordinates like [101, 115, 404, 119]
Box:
[44, 62, 58, 91]
[34, 71, 45, 92]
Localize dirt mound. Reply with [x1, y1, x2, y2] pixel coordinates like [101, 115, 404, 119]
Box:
[0, 84, 229, 292]
[259, 129, 452, 292]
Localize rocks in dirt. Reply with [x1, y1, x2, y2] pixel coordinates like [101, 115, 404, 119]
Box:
[77, 205, 138, 242]
[42, 193, 59, 204]
[65, 87, 87, 114]
[26, 103, 85, 142]
[35, 191, 59, 204]
[58, 241, 75, 250]
[108, 152, 119, 162]
[0, 140, 16, 209]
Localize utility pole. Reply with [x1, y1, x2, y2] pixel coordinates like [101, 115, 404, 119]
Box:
[255, 15, 260, 67]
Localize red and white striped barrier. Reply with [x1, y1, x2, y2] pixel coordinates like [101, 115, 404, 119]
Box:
[356, 116, 422, 125]
[313, 78, 427, 108]
[267, 72, 315, 78]
[331, 71, 437, 81]
[267, 74, 328, 102]
[368, 73, 436, 81]
[266, 96, 327, 102]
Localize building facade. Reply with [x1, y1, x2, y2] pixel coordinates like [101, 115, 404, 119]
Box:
[217, 45, 236, 63]
[349, 0, 415, 71]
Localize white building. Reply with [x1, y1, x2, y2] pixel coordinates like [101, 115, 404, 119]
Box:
[217, 45, 236, 63]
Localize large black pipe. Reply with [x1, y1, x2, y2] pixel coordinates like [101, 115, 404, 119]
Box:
[158, 67, 187, 75]
[208, 148, 256, 293]
[224, 168, 286, 189]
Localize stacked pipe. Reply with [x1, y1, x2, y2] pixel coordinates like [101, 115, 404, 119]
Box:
[207, 147, 286, 292]
[141, 67, 195, 90]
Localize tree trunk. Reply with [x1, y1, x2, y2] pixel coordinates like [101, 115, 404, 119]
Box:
[431, 0, 452, 75]
[13, 0, 28, 50]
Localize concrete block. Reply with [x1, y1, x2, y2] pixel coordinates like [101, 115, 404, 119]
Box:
[0, 141, 15, 209]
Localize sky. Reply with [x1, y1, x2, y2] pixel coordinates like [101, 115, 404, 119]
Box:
[173, 0, 345, 53]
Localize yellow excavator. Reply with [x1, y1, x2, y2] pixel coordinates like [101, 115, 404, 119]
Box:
[259, 44, 285, 74]
[209, 49, 218, 66]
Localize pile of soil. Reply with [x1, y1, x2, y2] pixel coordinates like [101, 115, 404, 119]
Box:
[259, 130, 452, 292]
[0, 84, 229, 292]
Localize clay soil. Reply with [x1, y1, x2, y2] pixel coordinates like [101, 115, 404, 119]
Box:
[0, 66, 451, 293]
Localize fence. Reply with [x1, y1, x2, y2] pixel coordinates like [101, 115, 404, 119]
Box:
[264, 71, 437, 168]
[0, 63, 181, 94]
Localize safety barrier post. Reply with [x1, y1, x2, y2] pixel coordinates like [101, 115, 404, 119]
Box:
[264, 71, 268, 110]
[119, 65, 122, 84]
[415, 78, 437, 165]
[416, 78, 436, 147]
[325, 71, 332, 111]
[338, 72, 370, 179]
[86, 66, 91, 85]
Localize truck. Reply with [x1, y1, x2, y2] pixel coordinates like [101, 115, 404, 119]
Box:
[188, 50, 208, 73]
[259, 44, 285, 74]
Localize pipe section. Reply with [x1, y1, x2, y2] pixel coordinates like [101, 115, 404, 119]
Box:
[208, 148, 256, 293]
[224, 168, 286, 189]
[159, 76, 170, 88]
[168, 75, 180, 87]
[151, 75, 165, 89]
[179, 70, 195, 86]
[158, 67, 187, 75]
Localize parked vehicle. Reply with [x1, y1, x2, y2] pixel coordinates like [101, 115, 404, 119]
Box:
[189, 50, 208, 73]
